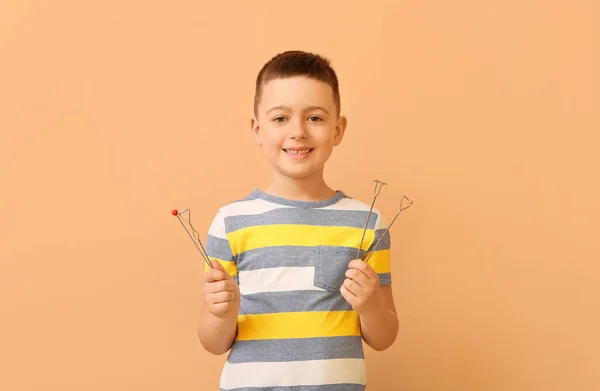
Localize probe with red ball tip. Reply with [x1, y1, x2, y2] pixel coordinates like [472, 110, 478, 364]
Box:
[172, 208, 213, 269]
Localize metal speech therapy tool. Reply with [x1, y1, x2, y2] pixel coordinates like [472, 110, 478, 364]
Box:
[363, 195, 413, 262]
[356, 180, 413, 261]
[172, 208, 213, 269]
[356, 180, 388, 259]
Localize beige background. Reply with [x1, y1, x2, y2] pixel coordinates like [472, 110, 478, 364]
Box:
[1, 1, 599, 390]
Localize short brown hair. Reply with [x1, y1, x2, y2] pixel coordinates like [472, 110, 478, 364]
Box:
[253, 50, 341, 117]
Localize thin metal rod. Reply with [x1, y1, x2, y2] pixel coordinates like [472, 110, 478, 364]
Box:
[175, 212, 213, 269]
[180, 209, 211, 265]
[364, 196, 413, 263]
[356, 180, 387, 259]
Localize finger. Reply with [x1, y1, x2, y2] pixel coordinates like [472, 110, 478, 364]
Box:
[205, 268, 229, 283]
[345, 268, 369, 289]
[210, 302, 232, 316]
[211, 259, 228, 273]
[204, 279, 233, 294]
[211, 259, 235, 280]
[208, 291, 235, 305]
[348, 259, 378, 280]
[342, 278, 362, 297]
[340, 285, 358, 307]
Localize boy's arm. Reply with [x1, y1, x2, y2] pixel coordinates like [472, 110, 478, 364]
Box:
[341, 259, 399, 351]
[197, 210, 239, 355]
[343, 209, 398, 351]
[358, 285, 399, 351]
[197, 275, 239, 355]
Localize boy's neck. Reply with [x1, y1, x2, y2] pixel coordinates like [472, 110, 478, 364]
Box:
[263, 171, 337, 202]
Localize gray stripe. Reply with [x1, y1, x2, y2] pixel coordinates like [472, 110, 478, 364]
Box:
[367, 228, 390, 251]
[226, 207, 379, 232]
[222, 385, 364, 391]
[206, 235, 234, 261]
[237, 246, 364, 271]
[237, 246, 316, 271]
[248, 188, 347, 209]
[232, 192, 260, 203]
[228, 336, 364, 363]
[379, 272, 391, 285]
[239, 290, 352, 315]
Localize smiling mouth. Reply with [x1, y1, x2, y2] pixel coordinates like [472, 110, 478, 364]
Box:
[283, 148, 313, 154]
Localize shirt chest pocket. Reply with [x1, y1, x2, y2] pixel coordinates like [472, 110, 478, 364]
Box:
[313, 246, 363, 292]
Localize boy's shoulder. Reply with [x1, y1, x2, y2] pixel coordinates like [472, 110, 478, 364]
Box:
[214, 188, 384, 219]
[213, 188, 276, 218]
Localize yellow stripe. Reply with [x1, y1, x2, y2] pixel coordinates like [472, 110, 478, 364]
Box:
[204, 258, 238, 277]
[227, 225, 374, 256]
[365, 249, 391, 273]
[236, 311, 360, 341]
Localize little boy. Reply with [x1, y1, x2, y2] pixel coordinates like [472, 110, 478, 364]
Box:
[198, 50, 398, 390]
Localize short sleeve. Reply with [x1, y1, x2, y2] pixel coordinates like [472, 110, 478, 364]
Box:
[205, 210, 238, 281]
[365, 209, 391, 285]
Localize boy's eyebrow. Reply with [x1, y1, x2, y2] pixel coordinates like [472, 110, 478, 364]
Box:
[266, 105, 330, 115]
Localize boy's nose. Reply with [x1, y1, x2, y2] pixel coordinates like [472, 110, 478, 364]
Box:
[289, 121, 309, 139]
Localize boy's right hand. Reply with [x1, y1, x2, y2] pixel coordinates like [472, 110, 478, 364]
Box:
[203, 259, 240, 319]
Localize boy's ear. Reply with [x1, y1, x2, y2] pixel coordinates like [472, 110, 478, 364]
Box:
[250, 117, 262, 146]
[333, 115, 347, 146]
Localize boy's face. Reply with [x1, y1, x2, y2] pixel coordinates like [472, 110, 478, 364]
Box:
[251, 76, 347, 181]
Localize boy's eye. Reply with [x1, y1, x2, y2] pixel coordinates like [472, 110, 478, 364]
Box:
[273, 116, 287, 123]
[308, 116, 322, 122]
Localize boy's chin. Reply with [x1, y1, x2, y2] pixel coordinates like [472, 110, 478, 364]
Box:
[273, 165, 321, 180]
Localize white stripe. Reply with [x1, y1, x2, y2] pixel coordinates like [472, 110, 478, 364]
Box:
[374, 209, 387, 230]
[322, 198, 376, 213]
[207, 211, 227, 239]
[238, 267, 324, 295]
[220, 358, 366, 389]
[222, 196, 375, 217]
[213, 197, 381, 239]
[222, 198, 292, 217]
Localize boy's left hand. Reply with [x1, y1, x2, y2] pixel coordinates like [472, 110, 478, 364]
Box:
[340, 259, 384, 315]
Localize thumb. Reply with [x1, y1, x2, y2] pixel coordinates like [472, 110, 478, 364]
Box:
[210, 259, 230, 277]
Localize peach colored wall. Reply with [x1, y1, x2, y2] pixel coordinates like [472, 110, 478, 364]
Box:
[1, 1, 599, 390]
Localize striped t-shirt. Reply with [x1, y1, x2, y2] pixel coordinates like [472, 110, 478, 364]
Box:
[205, 188, 392, 391]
